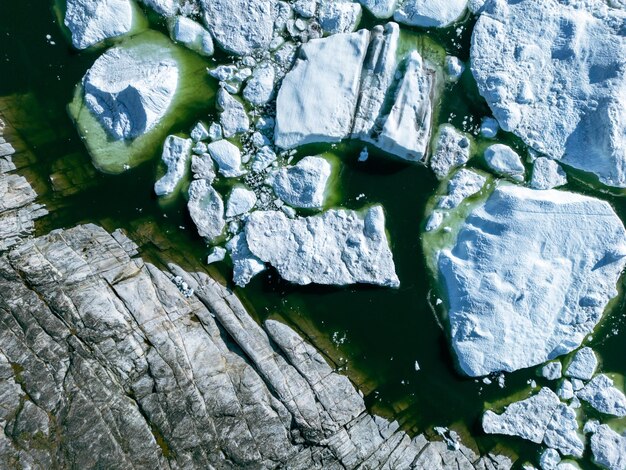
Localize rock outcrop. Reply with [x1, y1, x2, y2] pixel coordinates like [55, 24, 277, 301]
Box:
[0, 222, 511, 469]
[438, 185, 626, 376]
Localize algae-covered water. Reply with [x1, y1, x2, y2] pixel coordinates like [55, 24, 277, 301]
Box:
[2, 2, 625, 468]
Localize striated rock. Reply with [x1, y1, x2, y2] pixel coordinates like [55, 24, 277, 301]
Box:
[577, 374, 626, 417]
[471, 0, 626, 187]
[275, 30, 371, 149]
[430, 125, 471, 179]
[438, 185, 626, 376]
[170, 15, 214, 56]
[82, 40, 178, 141]
[244, 206, 400, 287]
[565, 347, 598, 381]
[483, 388, 583, 457]
[187, 179, 225, 241]
[531, 157, 568, 190]
[200, 0, 274, 56]
[154, 135, 192, 196]
[65, 0, 135, 50]
[272, 156, 332, 209]
[394, 0, 468, 28]
[484, 144, 525, 182]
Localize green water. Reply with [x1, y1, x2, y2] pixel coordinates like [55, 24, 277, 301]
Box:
[2, 3, 625, 468]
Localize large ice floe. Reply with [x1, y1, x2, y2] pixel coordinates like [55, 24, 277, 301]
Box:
[82, 38, 178, 141]
[64, 0, 138, 49]
[483, 388, 584, 457]
[437, 184, 626, 376]
[200, 0, 274, 56]
[275, 23, 436, 163]
[243, 207, 400, 288]
[471, 0, 626, 187]
[394, 0, 468, 28]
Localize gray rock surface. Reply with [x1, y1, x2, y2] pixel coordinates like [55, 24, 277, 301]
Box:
[272, 156, 332, 209]
[0, 119, 47, 252]
[0, 220, 512, 469]
[244, 206, 400, 287]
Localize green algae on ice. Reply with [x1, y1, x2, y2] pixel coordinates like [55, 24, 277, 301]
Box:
[68, 30, 216, 175]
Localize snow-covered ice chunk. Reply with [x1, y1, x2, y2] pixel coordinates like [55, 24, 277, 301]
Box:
[65, 0, 134, 49]
[438, 185, 626, 376]
[275, 30, 371, 149]
[531, 158, 568, 190]
[82, 40, 178, 141]
[206, 140, 245, 177]
[188, 179, 225, 242]
[484, 144, 525, 181]
[272, 156, 331, 209]
[483, 388, 583, 457]
[471, 0, 626, 187]
[565, 347, 598, 381]
[226, 186, 257, 217]
[430, 125, 471, 180]
[244, 206, 399, 287]
[577, 375, 626, 417]
[200, 0, 274, 56]
[154, 135, 192, 196]
[170, 16, 214, 56]
[394, 0, 468, 28]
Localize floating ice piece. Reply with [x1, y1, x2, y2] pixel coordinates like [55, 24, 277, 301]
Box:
[531, 158, 568, 190]
[484, 144, 525, 182]
[217, 89, 250, 138]
[542, 362, 563, 381]
[244, 206, 399, 287]
[589, 423, 626, 470]
[479, 117, 499, 139]
[565, 347, 598, 381]
[445, 56, 465, 81]
[272, 156, 331, 209]
[318, 1, 362, 34]
[206, 140, 245, 178]
[65, 0, 135, 49]
[483, 388, 583, 457]
[226, 186, 257, 217]
[170, 16, 214, 56]
[243, 63, 276, 106]
[394, 0, 468, 28]
[207, 246, 226, 265]
[430, 125, 471, 180]
[200, 0, 274, 56]
[437, 169, 486, 210]
[227, 232, 266, 287]
[82, 40, 178, 141]
[188, 179, 225, 242]
[438, 185, 626, 376]
[154, 135, 192, 196]
[471, 0, 626, 187]
[577, 375, 626, 417]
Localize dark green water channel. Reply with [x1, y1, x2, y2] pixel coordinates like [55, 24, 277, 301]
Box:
[1, 2, 625, 468]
